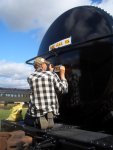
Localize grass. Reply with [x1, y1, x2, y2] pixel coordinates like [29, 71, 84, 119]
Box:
[0, 109, 11, 120]
[0, 108, 27, 120]
[0, 104, 27, 131]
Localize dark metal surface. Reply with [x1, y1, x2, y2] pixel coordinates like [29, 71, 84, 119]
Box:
[38, 6, 113, 55]
[1, 120, 113, 150]
[35, 6, 113, 129]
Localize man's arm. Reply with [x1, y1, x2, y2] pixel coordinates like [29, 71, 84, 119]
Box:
[53, 66, 68, 93]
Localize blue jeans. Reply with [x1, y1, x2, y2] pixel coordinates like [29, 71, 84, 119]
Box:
[24, 113, 37, 127]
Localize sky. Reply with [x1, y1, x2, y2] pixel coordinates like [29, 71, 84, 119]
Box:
[0, 0, 113, 89]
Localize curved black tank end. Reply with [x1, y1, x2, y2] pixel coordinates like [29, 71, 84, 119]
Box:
[38, 6, 113, 130]
[38, 5, 113, 55]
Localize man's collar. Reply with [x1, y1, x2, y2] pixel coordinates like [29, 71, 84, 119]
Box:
[35, 68, 42, 72]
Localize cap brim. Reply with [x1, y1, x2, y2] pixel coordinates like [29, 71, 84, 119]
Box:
[45, 60, 50, 64]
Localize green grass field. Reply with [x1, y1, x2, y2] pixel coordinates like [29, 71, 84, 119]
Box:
[0, 108, 27, 120]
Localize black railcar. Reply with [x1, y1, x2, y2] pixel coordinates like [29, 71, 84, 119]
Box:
[26, 5, 113, 131]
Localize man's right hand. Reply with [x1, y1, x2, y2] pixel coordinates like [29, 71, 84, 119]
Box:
[49, 64, 54, 72]
[59, 66, 66, 80]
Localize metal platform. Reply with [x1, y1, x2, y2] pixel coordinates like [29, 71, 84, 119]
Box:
[1, 120, 113, 150]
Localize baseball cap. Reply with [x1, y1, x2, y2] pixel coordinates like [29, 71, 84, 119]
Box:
[34, 57, 50, 65]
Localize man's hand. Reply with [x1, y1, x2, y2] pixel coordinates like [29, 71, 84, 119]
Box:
[49, 64, 54, 72]
[59, 66, 66, 80]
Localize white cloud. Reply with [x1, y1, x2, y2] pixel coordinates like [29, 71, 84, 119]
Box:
[0, 0, 104, 32]
[0, 0, 112, 37]
[0, 0, 113, 33]
[0, 0, 112, 35]
[97, 0, 113, 16]
[0, 60, 33, 89]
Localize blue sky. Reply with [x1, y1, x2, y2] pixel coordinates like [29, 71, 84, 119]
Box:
[0, 22, 40, 62]
[0, 0, 112, 89]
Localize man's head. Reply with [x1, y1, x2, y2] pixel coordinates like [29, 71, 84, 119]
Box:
[34, 57, 50, 71]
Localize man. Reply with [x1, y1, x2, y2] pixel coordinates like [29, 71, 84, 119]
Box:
[24, 57, 68, 129]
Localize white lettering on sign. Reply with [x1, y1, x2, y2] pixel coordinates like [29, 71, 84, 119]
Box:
[49, 37, 71, 51]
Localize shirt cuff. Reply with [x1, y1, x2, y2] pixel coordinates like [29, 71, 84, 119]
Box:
[61, 79, 67, 81]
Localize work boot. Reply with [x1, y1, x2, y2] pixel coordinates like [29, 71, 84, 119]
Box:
[35, 116, 48, 129]
[47, 112, 54, 129]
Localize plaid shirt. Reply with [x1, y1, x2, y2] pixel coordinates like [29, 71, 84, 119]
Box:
[27, 70, 68, 117]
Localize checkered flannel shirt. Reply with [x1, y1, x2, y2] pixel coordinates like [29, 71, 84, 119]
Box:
[27, 70, 68, 117]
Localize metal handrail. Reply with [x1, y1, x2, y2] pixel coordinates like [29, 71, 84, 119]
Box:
[25, 33, 113, 65]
